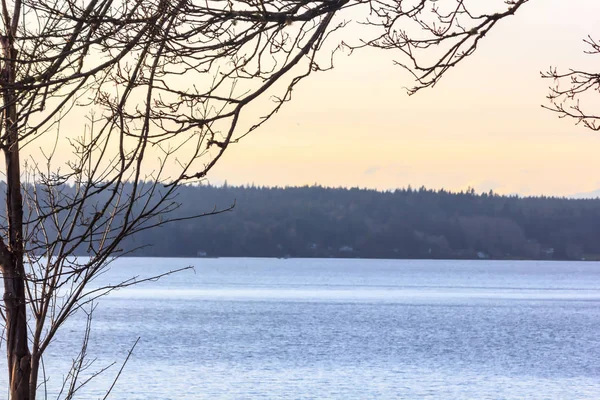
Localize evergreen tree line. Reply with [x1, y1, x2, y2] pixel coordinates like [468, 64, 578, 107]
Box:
[118, 184, 600, 260]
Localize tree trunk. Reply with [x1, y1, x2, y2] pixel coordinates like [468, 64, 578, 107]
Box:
[3, 260, 31, 400]
[1, 36, 32, 400]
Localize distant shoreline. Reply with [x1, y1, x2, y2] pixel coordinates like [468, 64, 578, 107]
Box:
[118, 255, 596, 262]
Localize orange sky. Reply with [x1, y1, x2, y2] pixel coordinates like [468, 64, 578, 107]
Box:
[205, 0, 600, 197]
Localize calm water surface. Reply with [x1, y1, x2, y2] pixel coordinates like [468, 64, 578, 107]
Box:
[1, 258, 599, 399]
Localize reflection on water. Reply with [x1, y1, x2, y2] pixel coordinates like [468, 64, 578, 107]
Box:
[1, 258, 599, 399]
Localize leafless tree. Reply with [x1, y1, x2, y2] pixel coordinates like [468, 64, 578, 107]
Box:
[543, 36, 600, 131]
[0, 0, 529, 398]
[360, 0, 530, 94]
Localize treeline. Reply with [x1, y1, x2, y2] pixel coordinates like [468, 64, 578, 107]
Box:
[120, 184, 600, 260]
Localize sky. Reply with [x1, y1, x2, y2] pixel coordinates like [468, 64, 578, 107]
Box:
[205, 0, 600, 197]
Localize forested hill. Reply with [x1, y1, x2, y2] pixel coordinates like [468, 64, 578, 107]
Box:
[120, 184, 600, 260]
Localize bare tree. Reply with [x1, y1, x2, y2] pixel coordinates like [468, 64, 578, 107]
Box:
[543, 36, 600, 131]
[0, 0, 529, 399]
[360, 0, 530, 94]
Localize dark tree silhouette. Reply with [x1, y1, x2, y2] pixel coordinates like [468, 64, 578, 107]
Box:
[0, 0, 530, 398]
[122, 184, 600, 261]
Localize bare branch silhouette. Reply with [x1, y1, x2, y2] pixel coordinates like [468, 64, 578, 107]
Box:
[0, 0, 532, 398]
[542, 36, 600, 131]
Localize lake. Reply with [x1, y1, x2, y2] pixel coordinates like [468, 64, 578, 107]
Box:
[1, 258, 599, 399]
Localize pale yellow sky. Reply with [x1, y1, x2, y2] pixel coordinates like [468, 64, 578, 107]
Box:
[206, 0, 600, 196]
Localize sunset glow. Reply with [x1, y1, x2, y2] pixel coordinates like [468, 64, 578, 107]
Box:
[207, 0, 600, 197]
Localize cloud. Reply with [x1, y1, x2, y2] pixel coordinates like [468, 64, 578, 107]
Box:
[364, 166, 381, 175]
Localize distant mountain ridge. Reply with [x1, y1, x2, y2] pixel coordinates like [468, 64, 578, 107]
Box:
[569, 189, 600, 199]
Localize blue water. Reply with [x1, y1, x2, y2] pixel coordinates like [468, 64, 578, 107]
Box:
[1, 258, 600, 399]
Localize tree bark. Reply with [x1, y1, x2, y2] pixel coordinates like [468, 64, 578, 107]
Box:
[1, 35, 32, 400]
[2, 260, 31, 400]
